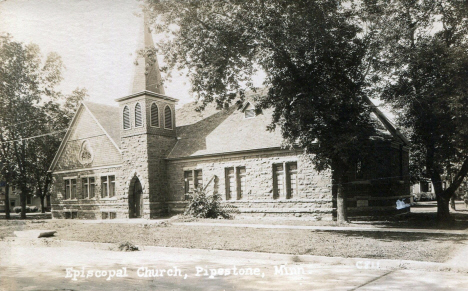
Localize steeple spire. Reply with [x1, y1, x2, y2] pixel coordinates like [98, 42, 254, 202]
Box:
[130, 12, 165, 95]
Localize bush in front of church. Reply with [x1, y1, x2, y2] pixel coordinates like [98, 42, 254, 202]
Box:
[184, 188, 232, 219]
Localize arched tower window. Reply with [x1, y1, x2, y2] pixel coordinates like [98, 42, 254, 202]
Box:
[164, 105, 173, 129]
[135, 103, 142, 127]
[151, 103, 159, 127]
[123, 106, 130, 129]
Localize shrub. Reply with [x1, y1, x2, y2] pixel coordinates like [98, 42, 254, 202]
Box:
[118, 241, 139, 252]
[12, 206, 38, 213]
[184, 188, 232, 219]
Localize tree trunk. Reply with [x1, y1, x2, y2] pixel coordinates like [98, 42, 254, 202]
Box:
[336, 177, 348, 223]
[436, 194, 453, 227]
[40, 195, 45, 214]
[333, 161, 348, 224]
[46, 194, 51, 211]
[4, 182, 10, 219]
[427, 150, 455, 227]
[20, 188, 27, 219]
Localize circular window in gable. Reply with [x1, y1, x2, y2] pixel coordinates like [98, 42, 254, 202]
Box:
[78, 140, 94, 165]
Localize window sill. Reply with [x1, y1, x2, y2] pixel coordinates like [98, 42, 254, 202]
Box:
[100, 197, 117, 200]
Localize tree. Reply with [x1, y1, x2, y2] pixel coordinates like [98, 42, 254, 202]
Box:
[145, 0, 378, 222]
[0, 34, 85, 218]
[0, 163, 12, 219]
[30, 89, 87, 213]
[360, 0, 468, 225]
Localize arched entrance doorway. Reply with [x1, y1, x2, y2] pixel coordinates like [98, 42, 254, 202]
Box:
[128, 177, 143, 218]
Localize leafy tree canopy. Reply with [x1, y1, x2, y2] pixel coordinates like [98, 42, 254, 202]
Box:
[0, 34, 87, 216]
[146, 0, 377, 172]
[360, 0, 468, 223]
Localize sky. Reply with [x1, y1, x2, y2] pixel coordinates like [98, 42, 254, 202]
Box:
[0, 0, 394, 120]
[0, 0, 194, 106]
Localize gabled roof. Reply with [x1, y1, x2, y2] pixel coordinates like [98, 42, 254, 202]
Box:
[82, 102, 121, 148]
[364, 96, 410, 146]
[48, 102, 121, 172]
[168, 94, 409, 159]
[50, 91, 409, 169]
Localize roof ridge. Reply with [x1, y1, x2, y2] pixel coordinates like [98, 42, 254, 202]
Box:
[82, 100, 118, 108]
[364, 97, 410, 145]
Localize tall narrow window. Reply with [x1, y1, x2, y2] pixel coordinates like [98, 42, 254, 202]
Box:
[164, 105, 173, 129]
[151, 103, 159, 127]
[237, 167, 246, 200]
[89, 177, 95, 198]
[273, 162, 297, 199]
[101, 175, 115, 198]
[123, 106, 130, 129]
[225, 168, 235, 200]
[101, 176, 108, 197]
[286, 162, 297, 199]
[64, 178, 77, 200]
[82, 177, 96, 199]
[194, 170, 203, 189]
[65, 180, 70, 200]
[184, 171, 194, 194]
[71, 179, 77, 199]
[109, 176, 115, 197]
[273, 164, 284, 199]
[225, 167, 247, 200]
[135, 103, 142, 127]
[82, 178, 89, 198]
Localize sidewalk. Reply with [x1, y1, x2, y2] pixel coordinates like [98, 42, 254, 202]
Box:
[2, 237, 467, 272]
[172, 221, 468, 235]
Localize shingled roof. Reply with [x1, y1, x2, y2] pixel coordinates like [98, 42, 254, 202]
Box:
[167, 104, 284, 159]
[83, 102, 121, 148]
[79, 93, 408, 161]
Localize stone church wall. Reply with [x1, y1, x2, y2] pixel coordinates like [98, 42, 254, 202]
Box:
[166, 150, 334, 219]
[51, 166, 128, 219]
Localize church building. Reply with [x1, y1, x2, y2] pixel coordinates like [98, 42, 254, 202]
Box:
[48, 16, 411, 220]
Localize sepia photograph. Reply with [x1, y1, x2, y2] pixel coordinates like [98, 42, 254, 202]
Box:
[1, 0, 468, 290]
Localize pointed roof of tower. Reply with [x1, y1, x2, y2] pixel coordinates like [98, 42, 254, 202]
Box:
[130, 12, 165, 95]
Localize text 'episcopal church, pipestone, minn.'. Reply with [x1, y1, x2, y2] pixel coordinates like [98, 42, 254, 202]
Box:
[48, 16, 411, 220]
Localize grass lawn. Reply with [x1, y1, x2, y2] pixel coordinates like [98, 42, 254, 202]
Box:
[0, 218, 465, 263]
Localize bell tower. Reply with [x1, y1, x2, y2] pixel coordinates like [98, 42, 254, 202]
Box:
[116, 12, 178, 218]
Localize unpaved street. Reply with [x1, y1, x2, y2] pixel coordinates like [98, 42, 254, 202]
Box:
[1, 238, 468, 291]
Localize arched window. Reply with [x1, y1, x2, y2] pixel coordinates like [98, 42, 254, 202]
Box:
[135, 103, 142, 127]
[150, 103, 159, 127]
[164, 105, 173, 129]
[123, 106, 130, 129]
